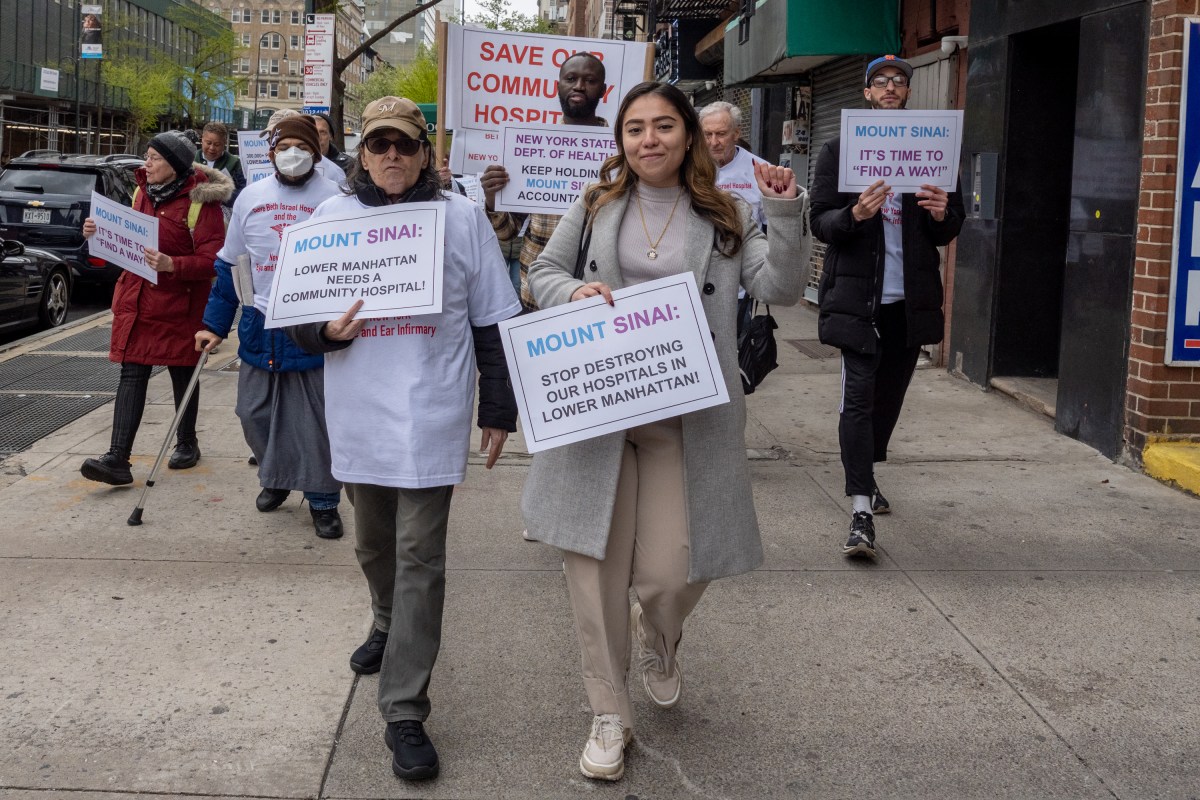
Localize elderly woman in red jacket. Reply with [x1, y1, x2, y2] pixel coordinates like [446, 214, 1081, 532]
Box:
[80, 130, 232, 485]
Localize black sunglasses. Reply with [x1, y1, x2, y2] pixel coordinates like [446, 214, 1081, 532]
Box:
[363, 136, 423, 156]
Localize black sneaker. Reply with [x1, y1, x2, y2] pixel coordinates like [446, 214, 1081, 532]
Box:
[384, 720, 439, 781]
[842, 512, 877, 558]
[80, 450, 133, 486]
[255, 487, 290, 512]
[167, 440, 200, 470]
[350, 627, 388, 674]
[310, 507, 343, 539]
[871, 484, 891, 515]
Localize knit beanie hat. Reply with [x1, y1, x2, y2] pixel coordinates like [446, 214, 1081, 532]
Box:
[148, 130, 197, 178]
[271, 115, 323, 163]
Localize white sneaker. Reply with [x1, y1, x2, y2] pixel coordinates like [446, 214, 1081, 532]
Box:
[631, 602, 682, 709]
[579, 713, 631, 781]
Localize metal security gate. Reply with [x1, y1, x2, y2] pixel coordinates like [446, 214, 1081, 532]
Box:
[805, 57, 868, 302]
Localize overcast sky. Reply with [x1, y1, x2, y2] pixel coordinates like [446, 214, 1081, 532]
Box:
[462, 0, 540, 19]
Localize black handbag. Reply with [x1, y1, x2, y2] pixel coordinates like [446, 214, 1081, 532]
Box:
[737, 301, 779, 395]
[573, 213, 593, 280]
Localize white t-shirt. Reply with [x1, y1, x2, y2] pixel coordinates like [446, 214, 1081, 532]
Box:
[217, 174, 342, 313]
[880, 192, 904, 304]
[314, 157, 347, 188]
[716, 147, 767, 228]
[313, 191, 522, 488]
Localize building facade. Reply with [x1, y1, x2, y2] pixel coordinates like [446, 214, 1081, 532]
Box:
[211, 0, 369, 129]
[0, 0, 233, 159]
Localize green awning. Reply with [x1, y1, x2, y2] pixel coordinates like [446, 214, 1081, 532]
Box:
[724, 0, 900, 86]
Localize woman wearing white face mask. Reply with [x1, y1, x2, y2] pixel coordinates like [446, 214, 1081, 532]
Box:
[195, 115, 348, 539]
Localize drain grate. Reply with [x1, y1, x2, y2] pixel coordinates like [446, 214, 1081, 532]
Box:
[0, 393, 112, 455]
[35, 325, 113, 354]
[787, 339, 840, 359]
[0, 356, 162, 392]
[0, 355, 74, 389]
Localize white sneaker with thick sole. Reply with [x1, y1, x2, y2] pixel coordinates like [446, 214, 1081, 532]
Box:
[579, 713, 631, 781]
[631, 602, 682, 709]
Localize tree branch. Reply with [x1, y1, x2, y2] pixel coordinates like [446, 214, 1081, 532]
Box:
[336, 0, 446, 74]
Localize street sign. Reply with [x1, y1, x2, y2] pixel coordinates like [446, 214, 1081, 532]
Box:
[1167, 18, 1200, 365]
[304, 13, 335, 114]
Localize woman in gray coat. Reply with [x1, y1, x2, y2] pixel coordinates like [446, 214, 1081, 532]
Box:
[523, 81, 811, 781]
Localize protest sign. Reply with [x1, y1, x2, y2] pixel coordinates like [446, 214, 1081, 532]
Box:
[264, 203, 446, 328]
[838, 109, 964, 193]
[495, 124, 616, 215]
[457, 174, 485, 208]
[237, 129, 273, 184]
[499, 274, 729, 452]
[444, 25, 649, 173]
[88, 191, 159, 284]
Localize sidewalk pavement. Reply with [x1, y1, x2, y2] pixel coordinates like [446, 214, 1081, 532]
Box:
[1, 302, 1197, 800]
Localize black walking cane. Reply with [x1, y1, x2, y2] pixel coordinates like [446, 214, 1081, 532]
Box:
[127, 349, 209, 526]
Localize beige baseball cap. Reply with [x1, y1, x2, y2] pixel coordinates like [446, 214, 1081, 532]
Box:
[361, 96, 427, 139]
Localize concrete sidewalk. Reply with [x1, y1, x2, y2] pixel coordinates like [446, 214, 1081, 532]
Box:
[1, 303, 1197, 799]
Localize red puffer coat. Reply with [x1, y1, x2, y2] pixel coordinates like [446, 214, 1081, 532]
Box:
[109, 164, 233, 366]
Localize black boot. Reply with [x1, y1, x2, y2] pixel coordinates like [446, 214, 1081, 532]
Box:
[310, 506, 343, 539]
[80, 449, 133, 486]
[168, 439, 200, 470]
[256, 487, 290, 512]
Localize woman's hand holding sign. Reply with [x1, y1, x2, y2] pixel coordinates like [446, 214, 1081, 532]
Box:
[324, 299, 366, 341]
[571, 282, 614, 306]
[753, 162, 798, 199]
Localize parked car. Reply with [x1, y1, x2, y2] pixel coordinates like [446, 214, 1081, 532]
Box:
[0, 237, 71, 333]
[0, 151, 143, 284]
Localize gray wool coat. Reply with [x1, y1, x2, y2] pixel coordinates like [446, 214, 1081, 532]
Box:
[521, 186, 812, 583]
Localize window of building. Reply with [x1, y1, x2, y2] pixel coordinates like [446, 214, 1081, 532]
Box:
[230, 7, 239, 22]
[270, 33, 281, 49]
[288, 60, 299, 75]
[291, 34, 300, 48]
[269, 82, 279, 98]
[242, 32, 251, 46]
[291, 10, 301, 25]
[288, 83, 299, 99]
[242, 8, 251, 22]
[260, 8, 270, 23]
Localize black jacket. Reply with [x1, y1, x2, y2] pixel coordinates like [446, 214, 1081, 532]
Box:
[810, 136, 965, 354]
[285, 180, 518, 433]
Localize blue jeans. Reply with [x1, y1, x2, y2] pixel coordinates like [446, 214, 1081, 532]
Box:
[507, 256, 522, 296]
[305, 490, 340, 511]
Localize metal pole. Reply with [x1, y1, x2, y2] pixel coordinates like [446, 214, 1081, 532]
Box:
[252, 36, 262, 126]
[74, 58, 82, 153]
[127, 350, 209, 526]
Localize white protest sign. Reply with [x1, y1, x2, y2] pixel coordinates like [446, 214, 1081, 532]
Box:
[88, 191, 159, 284]
[496, 124, 616, 215]
[499, 274, 729, 452]
[264, 203, 446, 329]
[237, 129, 273, 183]
[838, 109, 964, 193]
[445, 25, 649, 173]
[457, 174, 485, 208]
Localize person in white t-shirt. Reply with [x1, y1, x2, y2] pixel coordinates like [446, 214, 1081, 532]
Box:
[700, 101, 769, 334]
[195, 115, 345, 539]
[287, 96, 520, 783]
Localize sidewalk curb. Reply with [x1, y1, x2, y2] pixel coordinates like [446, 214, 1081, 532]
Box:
[1142, 439, 1200, 497]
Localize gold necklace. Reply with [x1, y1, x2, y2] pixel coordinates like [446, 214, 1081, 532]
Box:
[634, 187, 684, 260]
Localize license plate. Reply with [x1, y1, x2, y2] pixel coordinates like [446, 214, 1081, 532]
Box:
[23, 208, 51, 224]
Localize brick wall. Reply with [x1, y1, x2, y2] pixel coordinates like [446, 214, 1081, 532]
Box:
[1127, 0, 1200, 457]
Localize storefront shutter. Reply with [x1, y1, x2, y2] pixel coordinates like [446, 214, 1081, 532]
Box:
[805, 56, 867, 301]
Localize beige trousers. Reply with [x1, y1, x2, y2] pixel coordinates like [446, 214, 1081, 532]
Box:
[562, 417, 709, 730]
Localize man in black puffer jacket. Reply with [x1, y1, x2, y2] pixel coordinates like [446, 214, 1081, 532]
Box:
[811, 54, 965, 560]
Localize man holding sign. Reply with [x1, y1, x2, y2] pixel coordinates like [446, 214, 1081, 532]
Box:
[196, 115, 344, 539]
[811, 55, 965, 560]
[286, 97, 520, 783]
[480, 52, 608, 311]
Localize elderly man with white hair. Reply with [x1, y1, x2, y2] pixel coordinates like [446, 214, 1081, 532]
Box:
[698, 101, 770, 228]
[699, 101, 770, 331]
